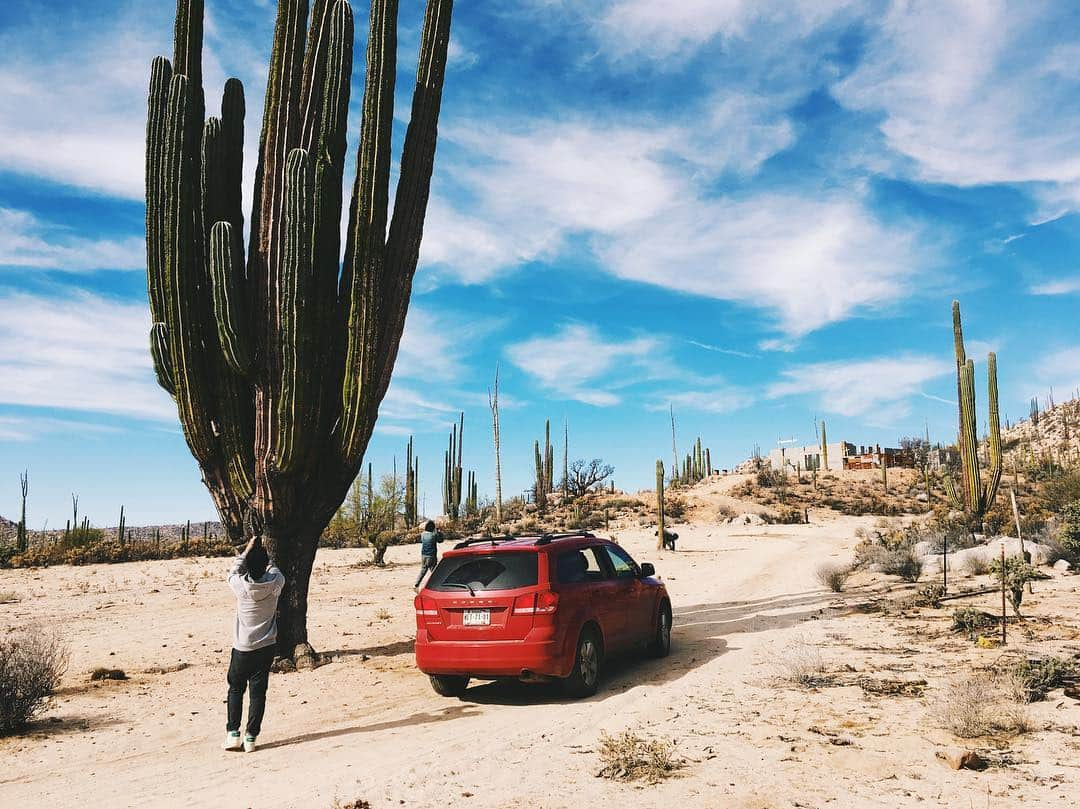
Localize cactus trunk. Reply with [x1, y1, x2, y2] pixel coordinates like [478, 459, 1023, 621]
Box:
[655, 460, 665, 551]
[144, 0, 454, 661]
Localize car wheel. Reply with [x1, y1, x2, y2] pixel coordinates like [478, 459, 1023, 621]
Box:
[429, 674, 469, 697]
[647, 602, 672, 658]
[564, 626, 602, 698]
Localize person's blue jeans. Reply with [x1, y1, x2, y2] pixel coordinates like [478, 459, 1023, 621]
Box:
[415, 554, 438, 588]
[227, 645, 275, 736]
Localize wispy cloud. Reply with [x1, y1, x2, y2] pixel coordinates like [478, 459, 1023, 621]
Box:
[687, 340, 758, 359]
[0, 290, 173, 423]
[0, 415, 123, 443]
[833, 2, 1080, 212]
[648, 388, 752, 416]
[505, 323, 662, 406]
[1029, 277, 1080, 296]
[0, 208, 144, 271]
[767, 354, 952, 424]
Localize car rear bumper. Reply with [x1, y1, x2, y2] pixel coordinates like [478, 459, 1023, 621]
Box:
[415, 628, 571, 679]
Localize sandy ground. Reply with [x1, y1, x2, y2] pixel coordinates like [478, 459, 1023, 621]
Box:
[2, 508, 1079, 809]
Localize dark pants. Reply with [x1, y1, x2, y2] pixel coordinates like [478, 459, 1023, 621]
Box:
[415, 554, 437, 587]
[227, 645, 275, 737]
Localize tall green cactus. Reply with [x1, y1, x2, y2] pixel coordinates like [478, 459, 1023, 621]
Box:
[655, 459, 665, 551]
[145, 0, 453, 663]
[944, 302, 1002, 530]
[443, 414, 463, 521]
[820, 419, 829, 471]
[17, 471, 28, 553]
[116, 505, 126, 545]
[534, 439, 547, 512]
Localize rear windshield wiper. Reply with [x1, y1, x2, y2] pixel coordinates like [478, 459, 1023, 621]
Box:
[440, 581, 476, 596]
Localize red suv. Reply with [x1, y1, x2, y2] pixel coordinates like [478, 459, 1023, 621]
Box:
[414, 532, 671, 698]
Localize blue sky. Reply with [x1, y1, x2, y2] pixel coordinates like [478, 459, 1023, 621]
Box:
[1, 0, 1079, 528]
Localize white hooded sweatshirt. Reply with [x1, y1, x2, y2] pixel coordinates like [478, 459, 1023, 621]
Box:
[228, 555, 285, 652]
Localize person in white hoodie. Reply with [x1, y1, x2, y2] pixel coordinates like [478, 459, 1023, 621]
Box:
[223, 535, 284, 753]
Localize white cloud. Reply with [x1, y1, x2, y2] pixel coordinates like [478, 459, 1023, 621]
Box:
[599, 193, 926, 335]
[505, 323, 661, 406]
[833, 2, 1080, 204]
[0, 208, 144, 272]
[0, 415, 122, 443]
[0, 290, 173, 422]
[1029, 277, 1080, 296]
[594, 0, 855, 62]
[767, 354, 952, 422]
[649, 388, 752, 416]
[1030, 347, 1080, 399]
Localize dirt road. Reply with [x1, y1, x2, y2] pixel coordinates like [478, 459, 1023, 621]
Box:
[2, 516, 1077, 808]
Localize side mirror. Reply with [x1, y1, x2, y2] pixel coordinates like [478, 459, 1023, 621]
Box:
[639, 562, 655, 578]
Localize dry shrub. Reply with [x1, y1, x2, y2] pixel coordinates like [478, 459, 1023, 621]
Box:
[882, 547, 923, 582]
[330, 799, 371, 809]
[1012, 657, 1078, 702]
[0, 591, 19, 604]
[596, 729, 682, 784]
[962, 555, 990, 577]
[0, 625, 69, 734]
[937, 672, 1031, 738]
[767, 635, 830, 688]
[815, 562, 851, 593]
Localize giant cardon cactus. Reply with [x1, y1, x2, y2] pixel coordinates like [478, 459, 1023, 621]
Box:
[145, 0, 453, 664]
[944, 301, 1002, 530]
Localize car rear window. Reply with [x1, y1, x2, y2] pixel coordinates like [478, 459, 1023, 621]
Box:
[428, 552, 538, 592]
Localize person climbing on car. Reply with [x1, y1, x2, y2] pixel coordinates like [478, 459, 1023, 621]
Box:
[414, 519, 443, 591]
[223, 533, 284, 753]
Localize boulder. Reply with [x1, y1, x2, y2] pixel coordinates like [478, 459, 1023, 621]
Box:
[918, 537, 1052, 574]
[730, 513, 765, 526]
[1053, 559, 1072, 573]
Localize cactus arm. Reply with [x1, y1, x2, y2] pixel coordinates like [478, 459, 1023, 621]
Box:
[338, 0, 398, 463]
[952, 300, 970, 510]
[149, 323, 176, 396]
[208, 223, 252, 375]
[146, 56, 173, 325]
[982, 352, 1003, 509]
[960, 358, 981, 513]
[375, 0, 453, 396]
[273, 148, 316, 474]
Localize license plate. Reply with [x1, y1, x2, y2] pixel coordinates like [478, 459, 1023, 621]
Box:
[462, 609, 490, 626]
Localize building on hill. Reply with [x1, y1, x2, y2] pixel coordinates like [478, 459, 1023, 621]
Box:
[766, 441, 914, 472]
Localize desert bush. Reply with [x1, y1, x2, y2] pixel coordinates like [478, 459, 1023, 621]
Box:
[952, 608, 997, 637]
[1058, 501, 1080, 560]
[914, 582, 945, 607]
[961, 555, 990, 577]
[1042, 472, 1080, 513]
[714, 503, 736, 521]
[0, 591, 19, 604]
[882, 547, 923, 582]
[664, 495, 686, 521]
[990, 556, 1041, 615]
[815, 563, 851, 593]
[769, 636, 830, 688]
[769, 506, 805, 525]
[937, 672, 1030, 738]
[596, 729, 681, 784]
[0, 626, 69, 734]
[1012, 657, 1078, 702]
[3, 538, 234, 569]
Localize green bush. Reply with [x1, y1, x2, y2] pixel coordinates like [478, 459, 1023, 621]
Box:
[1059, 501, 1080, 560]
[1013, 657, 1077, 702]
[3, 538, 234, 568]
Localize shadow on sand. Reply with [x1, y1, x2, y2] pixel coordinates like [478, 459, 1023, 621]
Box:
[459, 588, 843, 707]
[258, 703, 480, 751]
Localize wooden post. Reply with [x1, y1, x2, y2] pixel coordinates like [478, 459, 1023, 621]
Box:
[1000, 542, 1007, 646]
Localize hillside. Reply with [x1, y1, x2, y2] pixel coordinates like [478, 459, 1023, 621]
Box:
[1001, 394, 1080, 469]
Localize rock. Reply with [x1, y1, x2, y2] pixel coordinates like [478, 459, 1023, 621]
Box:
[938, 748, 987, 771]
[1053, 559, 1072, 573]
[730, 513, 765, 526]
[1063, 685, 1080, 701]
[919, 538, 1053, 572]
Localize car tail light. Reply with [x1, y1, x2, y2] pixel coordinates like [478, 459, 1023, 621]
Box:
[536, 591, 559, 614]
[512, 593, 537, 614]
[414, 596, 438, 617]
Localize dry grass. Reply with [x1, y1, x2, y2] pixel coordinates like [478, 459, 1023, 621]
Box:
[767, 635, 831, 688]
[961, 555, 991, 577]
[596, 729, 682, 784]
[375, 608, 392, 621]
[936, 671, 1032, 738]
[0, 625, 69, 734]
[0, 591, 19, 604]
[815, 562, 851, 593]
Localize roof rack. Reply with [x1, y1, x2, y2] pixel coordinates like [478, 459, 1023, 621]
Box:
[451, 531, 596, 550]
[452, 534, 515, 550]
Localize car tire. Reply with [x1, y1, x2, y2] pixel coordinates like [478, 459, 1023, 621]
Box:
[647, 601, 672, 658]
[429, 674, 469, 697]
[564, 626, 602, 698]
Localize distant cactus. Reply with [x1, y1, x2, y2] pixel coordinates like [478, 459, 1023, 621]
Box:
[405, 436, 418, 525]
[144, 0, 453, 660]
[821, 420, 829, 471]
[443, 414, 464, 520]
[944, 302, 1002, 530]
[534, 440, 547, 512]
[655, 460, 665, 551]
[17, 471, 28, 553]
[116, 505, 126, 545]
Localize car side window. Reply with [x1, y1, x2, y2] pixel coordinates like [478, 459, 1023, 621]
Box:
[555, 548, 606, 584]
[601, 544, 639, 580]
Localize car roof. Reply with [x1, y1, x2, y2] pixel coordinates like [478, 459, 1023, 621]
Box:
[445, 532, 606, 556]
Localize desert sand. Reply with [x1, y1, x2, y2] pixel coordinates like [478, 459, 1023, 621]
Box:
[2, 497, 1079, 809]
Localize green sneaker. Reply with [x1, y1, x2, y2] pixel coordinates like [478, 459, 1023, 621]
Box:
[243, 734, 257, 753]
[223, 731, 242, 751]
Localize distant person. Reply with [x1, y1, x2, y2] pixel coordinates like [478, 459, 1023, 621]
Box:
[224, 535, 284, 753]
[414, 520, 443, 591]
